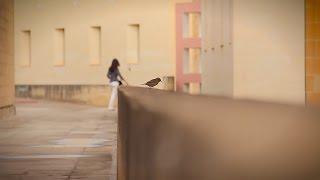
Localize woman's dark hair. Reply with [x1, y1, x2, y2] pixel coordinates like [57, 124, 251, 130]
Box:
[109, 59, 120, 73]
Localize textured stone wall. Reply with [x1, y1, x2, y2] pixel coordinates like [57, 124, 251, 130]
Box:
[16, 85, 111, 107]
[0, 0, 15, 119]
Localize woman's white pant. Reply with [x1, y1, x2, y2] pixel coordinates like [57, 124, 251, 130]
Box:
[108, 81, 119, 110]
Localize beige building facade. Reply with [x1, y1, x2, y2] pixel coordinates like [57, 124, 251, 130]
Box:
[15, 0, 308, 106]
[202, 0, 306, 105]
[0, 0, 15, 119]
[14, 0, 191, 106]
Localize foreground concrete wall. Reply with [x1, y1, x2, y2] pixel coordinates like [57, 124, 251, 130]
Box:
[118, 87, 320, 180]
[0, 0, 15, 119]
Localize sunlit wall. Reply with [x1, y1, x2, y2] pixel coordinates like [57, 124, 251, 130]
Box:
[202, 0, 305, 105]
[0, 0, 15, 118]
[14, 0, 192, 86]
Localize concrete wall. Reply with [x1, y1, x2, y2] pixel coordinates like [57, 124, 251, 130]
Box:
[16, 85, 111, 106]
[202, 0, 305, 105]
[14, 0, 191, 105]
[118, 87, 320, 180]
[0, 0, 15, 119]
[201, 0, 233, 97]
[14, 0, 191, 86]
[15, 77, 175, 107]
[233, 0, 305, 104]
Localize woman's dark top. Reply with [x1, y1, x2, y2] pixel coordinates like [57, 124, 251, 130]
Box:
[107, 69, 120, 83]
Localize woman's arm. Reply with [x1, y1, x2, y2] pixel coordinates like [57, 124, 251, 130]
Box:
[118, 71, 124, 80]
[118, 70, 128, 85]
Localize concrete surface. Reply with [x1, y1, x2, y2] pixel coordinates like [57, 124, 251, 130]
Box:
[118, 87, 320, 180]
[0, 99, 117, 180]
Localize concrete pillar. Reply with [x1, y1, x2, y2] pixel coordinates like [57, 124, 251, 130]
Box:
[201, 0, 234, 97]
[0, 0, 15, 119]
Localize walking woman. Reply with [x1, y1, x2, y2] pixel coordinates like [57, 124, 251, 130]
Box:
[107, 59, 127, 111]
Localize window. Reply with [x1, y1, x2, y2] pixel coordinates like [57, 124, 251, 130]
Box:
[90, 26, 101, 65]
[54, 28, 65, 66]
[183, 12, 201, 38]
[126, 24, 140, 64]
[20, 30, 31, 67]
[183, 48, 202, 74]
[184, 83, 201, 94]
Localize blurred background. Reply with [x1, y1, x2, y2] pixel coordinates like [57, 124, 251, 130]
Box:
[0, 0, 319, 179]
[1, 0, 316, 108]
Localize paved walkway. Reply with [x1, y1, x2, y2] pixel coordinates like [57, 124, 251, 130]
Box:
[0, 99, 117, 180]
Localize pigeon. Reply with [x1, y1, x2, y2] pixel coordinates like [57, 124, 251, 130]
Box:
[142, 78, 162, 88]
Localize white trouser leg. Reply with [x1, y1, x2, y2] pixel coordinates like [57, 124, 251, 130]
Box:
[108, 81, 119, 110]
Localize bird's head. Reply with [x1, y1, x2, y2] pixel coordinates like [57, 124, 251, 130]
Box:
[156, 78, 162, 82]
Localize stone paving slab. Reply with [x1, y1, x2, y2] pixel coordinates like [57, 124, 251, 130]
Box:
[0, 100, 117, 180]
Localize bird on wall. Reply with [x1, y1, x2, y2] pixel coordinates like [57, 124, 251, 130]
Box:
[142, 78, 162, 88]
